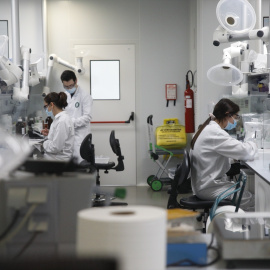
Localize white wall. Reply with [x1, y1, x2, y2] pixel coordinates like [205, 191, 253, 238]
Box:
[196, 0, 231, 128]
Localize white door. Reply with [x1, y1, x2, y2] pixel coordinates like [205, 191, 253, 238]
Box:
[74, 44, 136, 186]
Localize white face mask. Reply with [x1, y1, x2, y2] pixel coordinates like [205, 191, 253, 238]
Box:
[66, 87, 76, 94]
[45, 107, 54, 118]
[224, 117, 237, 130]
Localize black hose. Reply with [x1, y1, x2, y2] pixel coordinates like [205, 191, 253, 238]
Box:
[0, 210, 20, 240]
[186, 70, 194, 88]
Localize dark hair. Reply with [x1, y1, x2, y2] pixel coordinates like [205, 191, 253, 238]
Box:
[44, 92, 68, 109]
[190, 98, 240, 149]
[60, 70, 77, 82]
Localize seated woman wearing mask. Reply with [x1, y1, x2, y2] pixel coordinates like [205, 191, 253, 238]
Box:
[190, 98, 258, 201]
[41, 92, 74, 161]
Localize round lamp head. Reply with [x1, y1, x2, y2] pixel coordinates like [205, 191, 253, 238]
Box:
[207, 63, 243, 86]
[216, 0, 256, 34]
[69, 48, 89, 58]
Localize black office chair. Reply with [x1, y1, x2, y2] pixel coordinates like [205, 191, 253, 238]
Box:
[80, 131, 127, 207]
[167, 149, 235, 232]
[167, 149, 191, 209]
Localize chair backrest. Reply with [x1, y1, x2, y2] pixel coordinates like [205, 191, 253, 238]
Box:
[110, 131, 121, 156]
[167, 149, 190, 209]
[109, 130, 124, 171]
[174, 149, 190, 189]
[80, 133, 95, 164]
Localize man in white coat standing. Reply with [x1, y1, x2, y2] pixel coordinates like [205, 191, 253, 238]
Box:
[61, 70, 93, 163]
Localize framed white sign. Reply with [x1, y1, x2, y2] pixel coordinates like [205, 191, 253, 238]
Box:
[90, 60, 120, 100]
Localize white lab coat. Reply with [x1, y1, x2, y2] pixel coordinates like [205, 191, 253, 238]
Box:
[190, 121, 257, 200]
[65, 86, 93, 163]
[43, 111, 74, 161]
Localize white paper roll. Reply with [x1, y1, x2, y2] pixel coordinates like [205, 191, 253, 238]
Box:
[76, 206, 167, 270]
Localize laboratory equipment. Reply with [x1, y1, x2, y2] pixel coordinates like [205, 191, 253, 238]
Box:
[0, 36, 22, 87]
[0, 170, 96, 259]
[146, 115, 185, 191]
[0, 114, 12, 134]
[0, 126, 31, 179]
[44, 116, 53, 129]
[208, 0, 270, 97]
[215, 0, 256, 36]
[0, 0, 88, 103]
[213, 212, 270, 264]
[42, 53, 86, 97]
[0, 55, 22, 87]
[262, 98, 270, 168]
[15, 117, 25, 136]
[207, 42, 245, 87]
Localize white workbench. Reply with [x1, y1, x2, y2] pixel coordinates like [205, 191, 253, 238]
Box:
[244, 150, 270, 212]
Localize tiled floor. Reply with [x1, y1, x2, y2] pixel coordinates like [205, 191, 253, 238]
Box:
[110, 185, 193, 209]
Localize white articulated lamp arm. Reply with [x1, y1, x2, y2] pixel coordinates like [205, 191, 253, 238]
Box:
[42, 53, 85, 96]
[0, 56, 22, 86]
[213, 25, 269, 46]
[12, 46, 32, 102]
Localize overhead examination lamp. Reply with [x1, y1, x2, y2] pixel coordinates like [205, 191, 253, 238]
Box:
[0, 55, 22, 87]
[216, 0, 255, 33]
[207, 44, 244, 86]
[207, 0, 261, 88]
[0, 36, 22, 87]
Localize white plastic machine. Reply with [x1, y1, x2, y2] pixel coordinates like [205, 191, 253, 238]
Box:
[0, 129, 96, 259]
[0, 171, 95, 259]
[213, 212, 270, 268]
[207, 0, 270, 97]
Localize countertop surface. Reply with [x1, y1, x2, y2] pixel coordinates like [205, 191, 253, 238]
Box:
[244, 150, 270, 184]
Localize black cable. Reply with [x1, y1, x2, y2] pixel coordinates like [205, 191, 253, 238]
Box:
[167, 233, 221, 268]
[207, 232, 214, 248]
[13, 231, 41, 259]
[0, 210, 20, 240]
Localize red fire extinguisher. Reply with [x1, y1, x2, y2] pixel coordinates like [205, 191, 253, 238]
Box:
[184, 70, 195, 133]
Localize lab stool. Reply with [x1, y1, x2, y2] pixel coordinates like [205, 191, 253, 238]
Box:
[179, 196, 233, 233]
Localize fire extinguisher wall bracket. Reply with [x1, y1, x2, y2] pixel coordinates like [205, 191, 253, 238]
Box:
[185, 70, 195, 133]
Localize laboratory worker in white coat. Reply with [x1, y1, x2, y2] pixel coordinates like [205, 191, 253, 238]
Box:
[60, 70, 93, 163]
[41, 92, 74, 161]
[190, 98, 258, 201]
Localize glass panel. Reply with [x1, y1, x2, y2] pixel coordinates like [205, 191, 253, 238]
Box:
[0, 20, 8, 58]
[90, 60, 120, 100]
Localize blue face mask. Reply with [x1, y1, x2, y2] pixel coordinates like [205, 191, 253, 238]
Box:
[66, 87, 76, 94]
[46, 108, 54, 118]
[225, 117, 237, 130]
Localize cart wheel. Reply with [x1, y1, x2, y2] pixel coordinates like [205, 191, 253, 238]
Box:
[147, 175, 155, 186]
[151, 179, 163, 192]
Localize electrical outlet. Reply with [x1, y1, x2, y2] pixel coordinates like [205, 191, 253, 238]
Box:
[7, 188, 27, 209]
[28, 217, 48, 232]
[27, 187, 48, 204]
